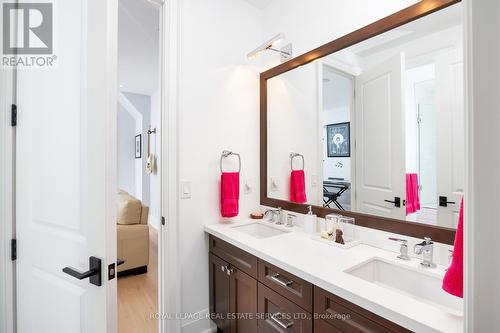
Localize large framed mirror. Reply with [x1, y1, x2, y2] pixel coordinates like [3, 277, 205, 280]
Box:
[260, 0, 462, 244]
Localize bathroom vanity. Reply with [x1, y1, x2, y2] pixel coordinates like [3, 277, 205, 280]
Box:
[208, 1, 465, 332]
[205, 220, 463, 333]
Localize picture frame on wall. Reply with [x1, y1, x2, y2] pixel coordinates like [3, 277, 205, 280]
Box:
[135, 134, 142, 159]
[327, 122, 350, 157]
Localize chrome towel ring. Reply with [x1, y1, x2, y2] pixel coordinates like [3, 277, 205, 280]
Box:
[220, 150, 241, 173]
[290, 152, 305, 171]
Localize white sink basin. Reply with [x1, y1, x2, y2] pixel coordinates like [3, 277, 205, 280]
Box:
[346, 258, 463, 316]
[232, 223, 291, 239]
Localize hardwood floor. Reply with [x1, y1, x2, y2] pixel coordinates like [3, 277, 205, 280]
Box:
[118, 226, 158, 333]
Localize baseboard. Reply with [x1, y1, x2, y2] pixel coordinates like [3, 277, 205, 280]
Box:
[148, 214, 161, 231]
[181, 308, 217, 333]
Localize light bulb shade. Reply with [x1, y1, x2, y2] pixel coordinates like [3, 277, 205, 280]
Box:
[247, 33, 285, 59]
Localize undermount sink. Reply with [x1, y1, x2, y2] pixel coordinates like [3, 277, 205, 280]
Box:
[232, 223, 291, 239]
[346, 258, 463, 316]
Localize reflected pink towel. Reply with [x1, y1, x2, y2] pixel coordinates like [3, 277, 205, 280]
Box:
[442, 198, 464, 298]
[290, 170, 307, 203]
[406, 173, 420, 215]
[220, 172, 239, 218]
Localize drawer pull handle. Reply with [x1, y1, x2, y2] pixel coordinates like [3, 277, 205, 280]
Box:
[270, 313, 294, 329]
[271, 273, 293, 287]
[226, 267, 235, 276]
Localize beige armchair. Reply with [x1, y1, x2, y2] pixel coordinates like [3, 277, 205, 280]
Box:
[117, 190, 150, 275]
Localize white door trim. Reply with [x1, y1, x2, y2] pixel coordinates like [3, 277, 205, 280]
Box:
[160, 0, 182, 332]
[0, 66, 16, 333]
[105, 0, 119, 332]
[463, 0, 500, 331]
[463, 0, 473, 328]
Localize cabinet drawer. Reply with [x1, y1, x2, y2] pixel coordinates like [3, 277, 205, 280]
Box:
[258, 260, 313, 311]
[313, 319, 343, 333]
[314, 287, 413, 333]
[209, 235, 258, 278]
[258, 283, 312, 333]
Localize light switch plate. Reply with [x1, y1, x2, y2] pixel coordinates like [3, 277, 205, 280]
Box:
[271, 177, 278, 192]
[180, 181, 191, 199]
[311, 174, 318, 187]
[244, 180, 252, 194]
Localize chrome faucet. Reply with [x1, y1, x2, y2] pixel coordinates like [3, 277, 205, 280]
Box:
[389, 237, 410, 260]
[414, 237, 436, 268]
[265, 207, 283, 224]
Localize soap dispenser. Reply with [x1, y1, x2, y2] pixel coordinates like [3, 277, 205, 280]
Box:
[303, 206, 317, 234]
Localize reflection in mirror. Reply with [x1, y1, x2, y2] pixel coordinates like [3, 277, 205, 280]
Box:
[267, 3, 463, 229]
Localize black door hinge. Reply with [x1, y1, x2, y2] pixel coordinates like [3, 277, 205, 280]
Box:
[11, 239, 17, 261]
[161, 216, 166, 226]
[11, 104, 17, 127]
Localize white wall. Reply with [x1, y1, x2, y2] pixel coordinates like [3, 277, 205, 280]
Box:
[117, 103, 137, 196]
[124, 92, 152, 205]
[267, 63, 320, 205]
[466, 0, 500, 331]
[177, 0, 262, 331]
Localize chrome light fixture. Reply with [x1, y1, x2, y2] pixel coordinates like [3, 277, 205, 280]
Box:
[247, 33, 292, 62]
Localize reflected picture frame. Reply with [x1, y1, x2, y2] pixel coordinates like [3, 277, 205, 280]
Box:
[327, 122, 350, 157]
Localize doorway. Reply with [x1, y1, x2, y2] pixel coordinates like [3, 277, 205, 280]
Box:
[117, 0, 162, 332]
[321, 64, 355, 212]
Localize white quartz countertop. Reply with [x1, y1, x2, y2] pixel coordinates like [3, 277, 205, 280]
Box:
[204, 219, 463, 333]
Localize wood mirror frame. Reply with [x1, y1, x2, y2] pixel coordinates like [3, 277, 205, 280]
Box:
[260, 0, 461, 245]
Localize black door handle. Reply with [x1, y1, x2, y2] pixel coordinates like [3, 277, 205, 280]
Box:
[439, 196, 456, 207]
[117, 258, 125, 266]
[63, 256, 102, 286]
[384, 197, 401, 208]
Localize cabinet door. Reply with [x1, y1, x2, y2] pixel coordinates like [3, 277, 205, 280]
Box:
[230, 267, 258, 332]
[209, 254, 231, 332]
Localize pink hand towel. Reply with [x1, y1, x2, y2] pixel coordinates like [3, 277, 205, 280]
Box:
[412, 173, 420, 211]
[220, 172, 240, 218]
[406, 173, 420, 215]
[442, 198, 464, 298]
[290, 170, 307, 203]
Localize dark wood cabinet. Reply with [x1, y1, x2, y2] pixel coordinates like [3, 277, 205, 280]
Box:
[209, 253, 231, 331]
[258, 260, 313, 312]
[313, 287, 413, 333]
[208, 235, 413, 333]
[258, 283, 312, 333]
[209, 246, 257, 332]
[209, 235, 258, 278]
[229, 266, 258, 332]
[313, 319, 343, 333]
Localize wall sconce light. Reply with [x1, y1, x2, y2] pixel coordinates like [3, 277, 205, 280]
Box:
[247, 33, 292, 63]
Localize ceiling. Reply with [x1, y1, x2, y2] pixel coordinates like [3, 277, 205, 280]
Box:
[242, 0, 273, 9]
[118, 0, 160, 95]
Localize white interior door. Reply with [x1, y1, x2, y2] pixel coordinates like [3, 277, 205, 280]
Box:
[355, 54, 406, 219]
[15, 1, 117, 332]
[435, 48, 464, 228]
